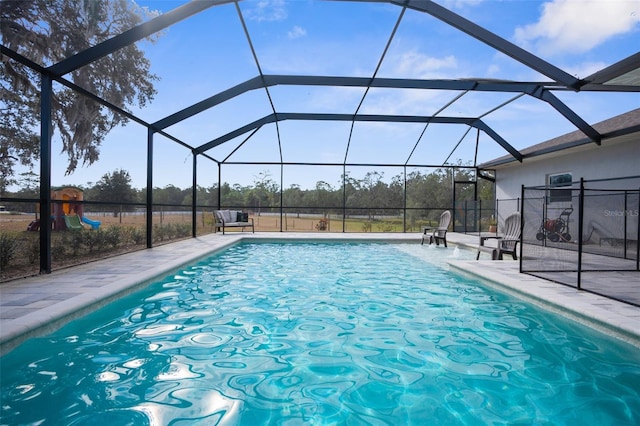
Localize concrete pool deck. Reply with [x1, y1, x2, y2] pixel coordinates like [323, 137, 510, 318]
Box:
[1, 232, 639, 354]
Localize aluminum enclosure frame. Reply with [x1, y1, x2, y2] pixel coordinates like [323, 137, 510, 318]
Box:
[2, 0, 639, 275]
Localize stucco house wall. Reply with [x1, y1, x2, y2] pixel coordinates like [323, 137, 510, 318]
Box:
[494, 135, 640, 201]
[480, 108, 640, 242]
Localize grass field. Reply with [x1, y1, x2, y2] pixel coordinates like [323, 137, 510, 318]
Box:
[1, 212, 421, 233]
[1, 211, 431, 282]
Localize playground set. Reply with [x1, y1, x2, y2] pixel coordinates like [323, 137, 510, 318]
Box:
[27, 186, 101, 231]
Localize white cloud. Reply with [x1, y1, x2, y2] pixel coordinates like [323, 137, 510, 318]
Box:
[244, 0, 287, 22]
[514, 0, 640, 56]
[439, 0, 484, 10]
[288, 25, 306, 39]
[391, 50, 458, 79]
[361, 89, 451, 116]
[564, 61, 609, 79]
[486, 64, 501, 78]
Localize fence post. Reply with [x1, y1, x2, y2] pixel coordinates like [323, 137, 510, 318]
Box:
[519, 185, 524, 273]
[342, 165, 346, 233]
[280, 165, 284, 233]
[403, 166, 407, 233]
[192, 153, 197, 238]
[637, 187, 640, 271]
[623, 190, 628, 259]
[577, 178, 584, 290]
[464, 200, 468, 233]
[39, 75, 53, 274]
[146, 128, 154, 249]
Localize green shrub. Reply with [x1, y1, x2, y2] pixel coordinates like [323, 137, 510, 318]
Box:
[204, 213, 215, 229]
[175, 223, 191, 238]
[82, 229, 104, 253]
[24, 234, 40, 264]
[376, 221, 394, 232]
[104, 226, 123, 249]
[128, 227, 145, 245]
[165, 223, 177, 240]
[151, 223, 191, 243]
[52, 233, 72, 259]
[153, 223, 166, 242]
[0, 232, 21, 271]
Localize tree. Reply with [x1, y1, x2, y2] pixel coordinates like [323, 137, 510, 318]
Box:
[220, 182, 245, 208]
[247, 171, 279, 214]
[16, 170, 39, 196]
[154, 184, 188, 206]
[0, 0, 160, 185]
[343, 173, 362, 215]
[184, 184, 217, 208]
[300, 180, 337, 217]
[0, 73, 39, 195]
[361, 171, 386, 219]
[388, 173, 404, 213]
[92, 169, 137, 215]
[283, 184, 304, 216]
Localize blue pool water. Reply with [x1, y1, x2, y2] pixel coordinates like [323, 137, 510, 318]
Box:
[1, 242, 639, 425]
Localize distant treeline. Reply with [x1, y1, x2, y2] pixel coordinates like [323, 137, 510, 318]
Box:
[3, 167, 493, 220]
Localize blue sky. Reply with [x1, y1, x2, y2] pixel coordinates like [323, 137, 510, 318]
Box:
[37, 0, 640, 191]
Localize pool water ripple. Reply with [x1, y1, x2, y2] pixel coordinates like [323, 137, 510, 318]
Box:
[1, 242, 639, 425]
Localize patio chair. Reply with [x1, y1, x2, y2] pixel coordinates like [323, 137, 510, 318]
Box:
[421, 210, 452, 246]
[476, 212, 521, 260]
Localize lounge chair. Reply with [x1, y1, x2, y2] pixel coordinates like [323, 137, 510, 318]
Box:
[215, 210, 254, 235]
[63, 214, 84, 231]
[421, 210, 451, 246]
[476, 212, 521, 260]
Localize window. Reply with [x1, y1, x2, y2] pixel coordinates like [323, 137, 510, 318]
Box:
[548, 172, 573, 203]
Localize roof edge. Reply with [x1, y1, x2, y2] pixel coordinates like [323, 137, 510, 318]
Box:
[478, 108, 640, 169]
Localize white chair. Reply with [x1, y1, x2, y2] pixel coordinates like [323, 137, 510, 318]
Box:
[421, 210, 452, 247]
[477, 212, 521, 260]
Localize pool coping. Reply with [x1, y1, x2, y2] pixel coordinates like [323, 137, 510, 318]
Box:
[447, 261, 640, 348]
[1, 232, 639, 355]
[0, 235, 244, 354]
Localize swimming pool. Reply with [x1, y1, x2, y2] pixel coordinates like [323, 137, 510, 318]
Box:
[1, 241, 639, 424]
